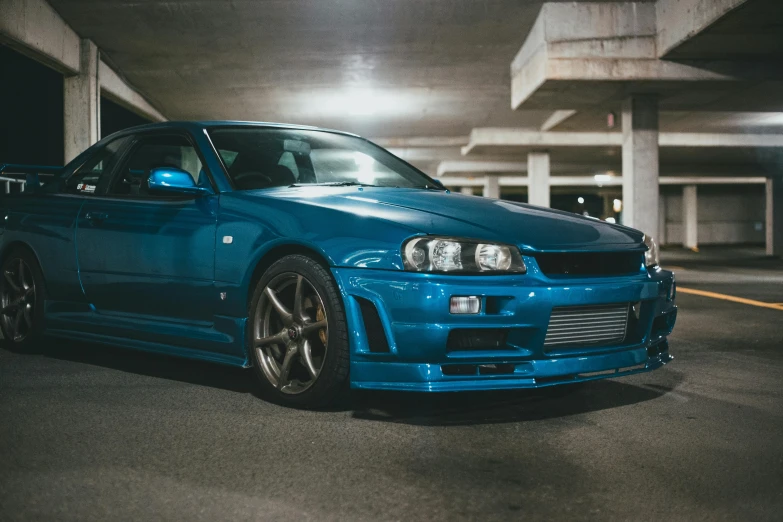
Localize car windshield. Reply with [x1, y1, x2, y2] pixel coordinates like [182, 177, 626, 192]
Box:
[208, 127, 441, 191]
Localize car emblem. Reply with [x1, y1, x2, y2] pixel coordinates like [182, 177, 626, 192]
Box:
[287, 328, 298, 340]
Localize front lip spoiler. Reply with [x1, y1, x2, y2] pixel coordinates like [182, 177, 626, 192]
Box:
[350, 344, 673, 392]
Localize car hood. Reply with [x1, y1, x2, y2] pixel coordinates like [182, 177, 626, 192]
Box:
[247, 186, 645, 252]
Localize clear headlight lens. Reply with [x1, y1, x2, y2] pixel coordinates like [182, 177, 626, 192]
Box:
[403, 237, 526, 273]
[644, 234, 660, 268]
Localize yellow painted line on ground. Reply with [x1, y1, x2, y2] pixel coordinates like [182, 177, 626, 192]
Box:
[677, 287, 783, 311]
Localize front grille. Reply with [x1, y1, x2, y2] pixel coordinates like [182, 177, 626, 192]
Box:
[532, 252, 643, 277]
[544, 303, 630, 348]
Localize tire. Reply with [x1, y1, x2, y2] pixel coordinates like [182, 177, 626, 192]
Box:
[247, 254, 350, 408]
[0, 247, 46, 352]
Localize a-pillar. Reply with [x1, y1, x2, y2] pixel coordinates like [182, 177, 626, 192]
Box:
[460, 186, 474, 195]
[527, 152, 550, 207]
[621, 95, 659, 239]
[483, 175, 500, 199]
[767, 175, 783, 257]
[683, 185, 698, 250]
[64, 39, 99, 163]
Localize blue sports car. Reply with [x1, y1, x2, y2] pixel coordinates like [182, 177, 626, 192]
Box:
[0, 121, 676, 408]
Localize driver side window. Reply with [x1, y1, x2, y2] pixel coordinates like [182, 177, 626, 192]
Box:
[108, 134, 206, 196]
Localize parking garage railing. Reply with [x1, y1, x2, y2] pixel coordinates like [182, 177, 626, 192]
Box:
[0, 164, 62, 194]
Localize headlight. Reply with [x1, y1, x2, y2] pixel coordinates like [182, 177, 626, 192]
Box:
[643, 234, 660, 268]
[403, 237, 526, 273]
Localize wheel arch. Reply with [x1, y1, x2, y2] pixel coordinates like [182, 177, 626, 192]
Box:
[0, 240, 48, 296]
[244, 242, 333, 307]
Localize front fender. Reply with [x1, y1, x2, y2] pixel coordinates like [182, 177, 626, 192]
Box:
[213, 192, 415, 317]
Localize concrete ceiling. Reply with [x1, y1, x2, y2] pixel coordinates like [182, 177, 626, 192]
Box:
[662, 0, 783, 60]
[47, 0, 563, 137]
[45, 0, 783, 144]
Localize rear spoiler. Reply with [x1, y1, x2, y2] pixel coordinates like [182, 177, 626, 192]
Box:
[0, 164, 63, 193]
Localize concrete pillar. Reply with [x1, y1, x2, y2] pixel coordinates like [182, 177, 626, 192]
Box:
[483, 175, 500, 199]
[64, 39, 99, 163]
[683, 185, 698, 250]
[527, 152, 550, 207]
[766, 176, 783, 257]
[658, 193, 667, 246]
[460, 186, 474, 195]
[621, 95, 659, 239]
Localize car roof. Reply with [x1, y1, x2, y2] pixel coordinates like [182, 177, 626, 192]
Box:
[100, 120, 362, 143]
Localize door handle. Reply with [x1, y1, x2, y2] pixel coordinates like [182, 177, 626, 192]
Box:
[84, 211, 108, 223]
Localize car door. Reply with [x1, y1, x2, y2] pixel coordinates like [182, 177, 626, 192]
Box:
[74, 131, 219, 331]
[2, 137, 131, 323]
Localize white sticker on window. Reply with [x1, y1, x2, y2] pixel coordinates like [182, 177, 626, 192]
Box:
[78, 184, 96, 193]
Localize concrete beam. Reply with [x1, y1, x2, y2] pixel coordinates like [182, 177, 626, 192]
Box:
[372, 136, 468, 148]
[441, 177, 524, 188]
[462, 128, 783, 155]
[656, 0, 749, 58]
[463, 129, 621, 155]
[541, 110, 577, 131]
[659, 177, 766, 185]
[99, 60, 166, 123]
[436, 161, 527, 177]
[509, 1, 777, 111]
[439, 176, 765, 188]
[0, 0, 80, 74]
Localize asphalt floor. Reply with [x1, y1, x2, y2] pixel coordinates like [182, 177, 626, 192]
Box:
[1, 247, 782, 521]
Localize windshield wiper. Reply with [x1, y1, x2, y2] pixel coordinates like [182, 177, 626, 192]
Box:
[289, 181, 378, 188]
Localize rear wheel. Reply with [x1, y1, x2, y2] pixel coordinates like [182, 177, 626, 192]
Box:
[248, 255, 349, 408]
[0, 248, 45, 351]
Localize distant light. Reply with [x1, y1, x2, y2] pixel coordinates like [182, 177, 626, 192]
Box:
[613, 198, 623, 213]
[605, 217, 616, 224]
[762, 113, 783, 125]
[577, 197, 585, 204]
[294, 88, 420, 119]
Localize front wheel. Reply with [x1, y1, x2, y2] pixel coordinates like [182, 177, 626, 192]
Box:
[248, 255, 350, 408]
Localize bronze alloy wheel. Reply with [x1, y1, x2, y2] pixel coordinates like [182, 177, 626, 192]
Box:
[248, 254, 350, 408]
[254, 272, 329, 394]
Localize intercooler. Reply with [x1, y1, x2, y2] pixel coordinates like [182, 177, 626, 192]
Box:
[544, 303, 630, 348]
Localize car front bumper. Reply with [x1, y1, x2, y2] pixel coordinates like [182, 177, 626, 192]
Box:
[332, 265, 676, 392]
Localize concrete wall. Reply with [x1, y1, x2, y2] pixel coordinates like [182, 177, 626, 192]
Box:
[663, 186, 765, 245]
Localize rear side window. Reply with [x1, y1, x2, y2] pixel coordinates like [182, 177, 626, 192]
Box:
[63, 137, 129, 195]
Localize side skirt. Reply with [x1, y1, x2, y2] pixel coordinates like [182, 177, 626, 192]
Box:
[45, 328, 250, 368]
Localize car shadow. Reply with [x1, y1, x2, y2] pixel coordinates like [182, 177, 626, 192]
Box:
[13, 338, 681, 426]
[348, 375, 681, 426]
[26, 338, 257, 395]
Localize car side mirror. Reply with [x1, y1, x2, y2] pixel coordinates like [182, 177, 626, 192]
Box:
[147, 167, 211, 196]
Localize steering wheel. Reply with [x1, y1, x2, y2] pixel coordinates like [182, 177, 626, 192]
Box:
[233, 171, 273, 189]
